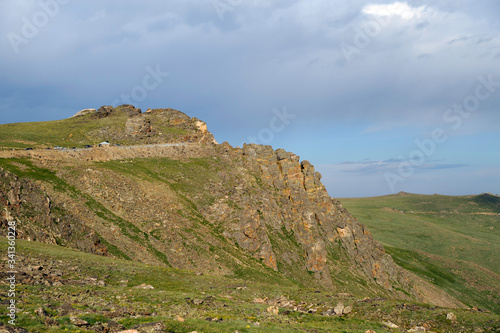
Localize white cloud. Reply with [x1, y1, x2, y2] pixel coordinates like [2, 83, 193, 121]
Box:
[362, 1, 427, 20]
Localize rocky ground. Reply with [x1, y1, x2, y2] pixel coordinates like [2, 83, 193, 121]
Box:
[0, 239, 498, 333]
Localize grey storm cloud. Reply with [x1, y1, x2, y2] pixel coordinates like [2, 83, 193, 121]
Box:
[1, 0, 499, 128]
[1, 0, 499, 197]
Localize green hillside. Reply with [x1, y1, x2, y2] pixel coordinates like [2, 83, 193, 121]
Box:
[1, 238, 499, 333]
[339, 192, 500, 313]
[0, 110, 130, 149]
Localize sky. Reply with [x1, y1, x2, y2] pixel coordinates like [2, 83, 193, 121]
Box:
[1, 0, 499, 198]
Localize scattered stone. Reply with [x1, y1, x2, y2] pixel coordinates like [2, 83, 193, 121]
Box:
[267, 306, 279, 315]
[205, 317, 223, 322]
[44, 317, 58, 327]
[446, 312, 457, 322]
[408, 326, 426, 332]
[334, 302, 345, 315]
[35, 307, 47, 317]
[0, 323, 30, 332]
[381, 321, 399, 329]
[252, 297, 268, 304]
[70, 316, 89, 326]
[192, 299, 204, 305]
[117, 330, 140, 333]
[133, 283, 154, 290]
[365, 331, 376, 333]
[295, 305, 307, 312]
[102, 321, 126, 331]
[321, 309, 334, 316]
[343, 305, 352, 314]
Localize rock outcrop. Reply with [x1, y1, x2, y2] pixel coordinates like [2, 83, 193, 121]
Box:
[66, 105, 217, 145]
[209, 143, 412, 293]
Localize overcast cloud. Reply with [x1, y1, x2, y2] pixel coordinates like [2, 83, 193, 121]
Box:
[1, 0, 499, 197]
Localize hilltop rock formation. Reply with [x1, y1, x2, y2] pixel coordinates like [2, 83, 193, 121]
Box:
[67, 105, 217, 145]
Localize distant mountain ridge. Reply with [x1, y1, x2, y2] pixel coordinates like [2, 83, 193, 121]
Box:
[339, 192, 500, 313]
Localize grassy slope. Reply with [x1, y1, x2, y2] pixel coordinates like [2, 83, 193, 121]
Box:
[1, 238, 499, 333]
[339, 193, 500, 313]
[0, 113, 128, 149]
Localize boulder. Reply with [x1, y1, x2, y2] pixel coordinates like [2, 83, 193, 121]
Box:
[382, 321, 399, 328]
[70, 108, 96, 118]
[70, 316, 89, 326]
[133, 283, 154, 290]
[266, 306, 279, 315]
[334, 302, 345, 315]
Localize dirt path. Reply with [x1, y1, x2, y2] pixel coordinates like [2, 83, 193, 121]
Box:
[0, 143, 213, 162]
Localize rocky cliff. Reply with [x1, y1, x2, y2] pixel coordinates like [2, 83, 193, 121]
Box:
[0, 106, 462, 308]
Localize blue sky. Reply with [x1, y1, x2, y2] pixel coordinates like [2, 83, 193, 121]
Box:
[1, 0, 499, 197]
